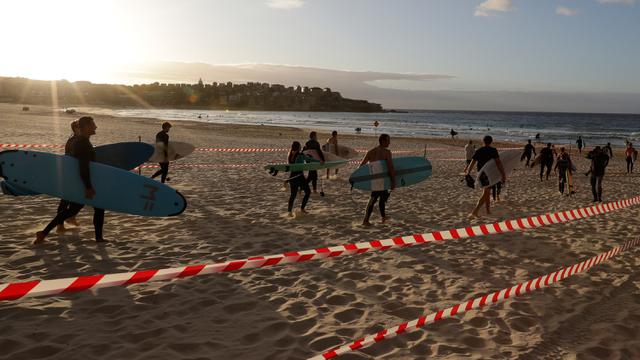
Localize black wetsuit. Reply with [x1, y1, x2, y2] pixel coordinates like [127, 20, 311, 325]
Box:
[287, 153, 310, 212]
[556, 154, 570, 194]
[303, 139, 325, 191]
[576, 138, 584, 153]
[151, 130, 170, 183]
[473, 146, 499, 187]
[522, 143, 536, 167]
[539, 147, 554, 180]
[41, 136, 105, 240]
[590, 152, 609, 202]
[56, 135, 76, 214]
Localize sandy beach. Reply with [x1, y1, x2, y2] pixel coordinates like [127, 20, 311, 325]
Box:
[1, 103, 640, 360]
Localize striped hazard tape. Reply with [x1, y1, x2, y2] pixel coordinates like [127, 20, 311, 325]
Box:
[311, 237, 640, 359]
[0, 196, 637, 302]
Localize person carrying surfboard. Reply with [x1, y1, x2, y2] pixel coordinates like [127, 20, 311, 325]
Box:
[56, 120, 80, 233]
[303, 131, 325, 193]
[554, 147, 572, 195]
[151, 122, 172, 183]
[464, 135, 505, 218]
[538, 143, 554, 181]
[360, 134, 395, 226]
[326, 130, 340, 179]
[35, 116, 107, 244]
[287, 141, 311, 216]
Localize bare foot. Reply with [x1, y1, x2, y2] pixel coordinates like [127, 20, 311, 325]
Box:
[33, 231, 46, 245]
[468, 213, 479, 219]
[361, 221, 372, 227]
[299, 209, 308, 214]
[380, 217, 388, 224]
[56, 224, 66, 233]
[288, 211, 294, 217]
[65, 216, 78, 226]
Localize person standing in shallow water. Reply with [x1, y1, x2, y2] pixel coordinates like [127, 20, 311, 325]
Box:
[151, 122, 172, 183]
[361, 134, 395, 226]
[464, 135, 506, 218]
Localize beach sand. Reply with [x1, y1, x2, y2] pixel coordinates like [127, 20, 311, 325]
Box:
[1, 103, 639, 359]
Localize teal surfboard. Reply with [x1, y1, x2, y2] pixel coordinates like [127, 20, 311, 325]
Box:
[0, 150, 186, 217]
[1, 142, 154, 196]
[349, 156, 432, 191]
[264, 159, 347, 175]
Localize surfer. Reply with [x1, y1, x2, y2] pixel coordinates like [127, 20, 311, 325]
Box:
[303, 131, 325, 193]
[56, 120, 80, 233]
[35, 116, 107, 244]
[326, 131, 340, 179]
[587, 146, 609, 202]
[150, 122, 172, 183]
[538, 143, 554, 181]
[554, 147, 572, 195]
[287, 141, 311, 216]
[604, 142, 614, 158]
[464, 135, 505, 218]
[360, 134, 395, 226]
[450, 129, 458, 139]
[576, 136, 585, 155]
[521, 139, 536, 167]
[625, 142, 635, 174]
[464, 140, 475, 166]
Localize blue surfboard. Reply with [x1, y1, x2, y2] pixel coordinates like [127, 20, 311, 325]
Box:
[349, 156, 432, 191]
[0, 150, 186, 217]
[1, 142, 154, 196]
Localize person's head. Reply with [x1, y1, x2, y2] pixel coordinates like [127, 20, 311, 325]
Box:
[594, 146, 601, 153]
[628, 142, 633, 148]
[560, 147, 565, 153]
[578, 136, 582, 139]
[527, 139, 532, 144]
[546, 143, 552, 148]
[162, 122, 172, 132]
[309, 131, 317, 140]
[482, 135, 493, 146]
[290, 141, 301, 152]
[70, 120, 79, 135]
[77, 116, 96, 137]
[332, 130, 338, 137]
[607, 142, 611, 146]
[468, 140, 473, 145]
[379, 133, 391, 147]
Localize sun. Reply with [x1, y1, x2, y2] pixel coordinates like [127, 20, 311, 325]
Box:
[0, 0, 142, 83]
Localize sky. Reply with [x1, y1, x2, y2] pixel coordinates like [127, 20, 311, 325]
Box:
[1, 0, 639, 112]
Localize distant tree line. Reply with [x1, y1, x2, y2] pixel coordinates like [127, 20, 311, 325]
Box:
[0, 77, 384, 112]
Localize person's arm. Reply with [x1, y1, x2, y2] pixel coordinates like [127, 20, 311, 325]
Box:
[76, 139, 95, 198]
[464, 159, 476, 175]
[359, 150, 371, 167]
[495, 157, 506, 183]
[386, 150, 396, 190]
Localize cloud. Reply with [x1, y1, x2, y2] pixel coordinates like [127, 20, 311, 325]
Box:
[266, 0, 304, 9]
[556, 6, 579, 16]
[597, 0, 635, 4]
[474, 0, 513, 17]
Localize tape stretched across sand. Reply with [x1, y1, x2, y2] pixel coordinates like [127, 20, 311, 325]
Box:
[0, 197, 638, 302]
[0, 143, 64, 149]
[311, 237, 640, 359]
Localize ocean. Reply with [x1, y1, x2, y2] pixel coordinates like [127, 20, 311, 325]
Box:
[81, 108, 640, 147]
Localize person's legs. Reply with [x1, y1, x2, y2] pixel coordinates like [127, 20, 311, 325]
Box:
[525, 154, 531, 167]
[56, 199, 70, 232]
[545, 162, 552, 180]
[36, 203, 84, 243]
[363, 192, 381, 224]
[590, 176, 598, 201]
[300, 181, 311, 210]
[596, 176, 603, 202]
[160, 162, 169, 183]
[559, 172, 566, 194]
[626, 157, 632, 173]
[471, 187, 491, 216]
[307, 170, 318, 192]
[539, 163, 544, 181]
[379, 190, 390, 221]
[93, 208, 105, 242]
[288, 181, 300, 213]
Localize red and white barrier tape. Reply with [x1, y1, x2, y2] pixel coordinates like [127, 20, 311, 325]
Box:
[0, 144, 64, 149]
[137, 164, 254, 169]
[196, 147, 288, 152]
[0, 196, 637, 302]
[312, 237, 640, 359]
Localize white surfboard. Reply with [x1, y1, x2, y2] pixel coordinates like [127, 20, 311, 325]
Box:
[303, 149, 344, 162]
[148, 141, 195, 163]
[322, 143, 358, 159]
[476, 150, 521, 188]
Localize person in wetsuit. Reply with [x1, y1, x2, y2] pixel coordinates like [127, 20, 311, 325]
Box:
[303, 131, 325, 193]
[587, 146, 609, 202]
[361, 134, 395, 226]
[624, 142, 635, 174]
[464, 135, 506, 218]
[35, 116, 106, 244]
[604, 142, 614, 158]
[55, 120, 80, 233]
[522, 139, 536, 167]
[326, 130, 340, 179]
[538, 143, 554, 181]
[576, 136, 584, 155]
[151, 122, 172, 183]
[287, 141, 311, 216]
[554, 147, 572, 195]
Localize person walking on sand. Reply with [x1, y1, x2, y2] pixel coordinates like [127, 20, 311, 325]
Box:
[576, 136, 584, 155]
[624, 142, 635, 174]
[55, 119, 81, 233]
[604, 142, 614, 158]
[521, 139, 536, 167]
[287, 141, 311, 216]
[464, 135, 506, 218]
[35, 116, 107, 244]
[538, 143, 554, 181]
[303, 131, 324, 193]
[450, 128, 458, 139]
[465, 140, 475, 166]
[326, 130, 340, 179]
[361, 134, 395, 226]
[587, 146, 609, 202]
[554, 147, 572, 195]
[151, 122, 172, 183]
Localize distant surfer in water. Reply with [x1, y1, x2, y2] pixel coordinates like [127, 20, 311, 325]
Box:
[521, 139, 536, 167]
[450, 129, 458, 139]
[326, 130, 340, 179]
[554, 147, 572, 195]
[303, 131, 324, 193]
[464, 135, 505, 218]
[625, 142, 635, 174]
[360, 134, 395, 226]
[538, 143, 554, 181]
[35, 116, 107, 244]
[151, 122, 172, 183]
[56, 120, 80, 233]
[287, 141, 311, 216]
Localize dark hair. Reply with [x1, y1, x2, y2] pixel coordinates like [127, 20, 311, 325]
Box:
[379, 133, 390, 144]
[162, 122, 172, 130]
[288, 141, 301, 163]
[547, 143, 552, 147]
[70, 120, 79, 132]
[483, 135, 493, 144]
[309, 131, 317, 139]
[77, 116, 94, 129]
[332, 130, 338, 136]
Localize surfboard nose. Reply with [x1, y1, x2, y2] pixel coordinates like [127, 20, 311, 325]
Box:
[169, 190, 188, 216]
